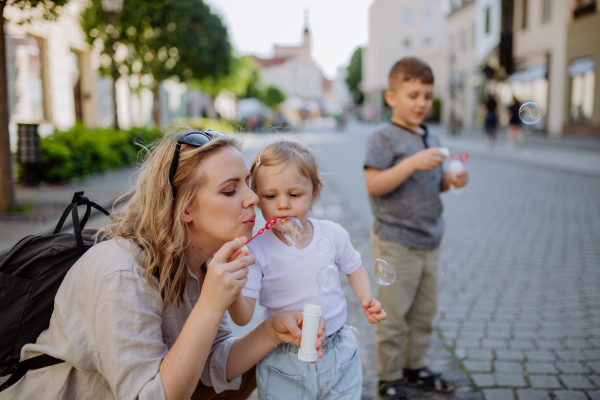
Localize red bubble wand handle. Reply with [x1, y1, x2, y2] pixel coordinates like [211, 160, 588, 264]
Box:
[450, 152, 469, 162]
[245, 217, 278, 245]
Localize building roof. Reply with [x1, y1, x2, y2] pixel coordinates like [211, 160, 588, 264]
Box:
[253, 56, 289, 68]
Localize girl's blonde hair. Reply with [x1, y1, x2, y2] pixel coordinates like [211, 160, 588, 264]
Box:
[98, 125, 241, 308]
[249, 140, 322, 197]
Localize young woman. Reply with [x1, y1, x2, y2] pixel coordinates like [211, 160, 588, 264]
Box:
[2, 128, 325, 400]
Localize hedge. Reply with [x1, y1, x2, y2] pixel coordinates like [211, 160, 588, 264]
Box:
[31, 125, 163, 182]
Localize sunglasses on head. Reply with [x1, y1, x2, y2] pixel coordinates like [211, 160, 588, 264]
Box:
[168, 130, 225, 197]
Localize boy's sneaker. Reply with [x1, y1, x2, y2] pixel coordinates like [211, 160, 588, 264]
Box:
[403, 367, 454, 393]
[378, 379, 411, 400]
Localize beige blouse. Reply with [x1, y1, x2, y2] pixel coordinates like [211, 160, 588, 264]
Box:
[1, 239, 241, 400]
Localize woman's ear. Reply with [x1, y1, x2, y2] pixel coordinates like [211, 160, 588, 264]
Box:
[181, 206, 193, 223]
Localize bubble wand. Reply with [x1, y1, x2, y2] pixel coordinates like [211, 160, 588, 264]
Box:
[245, 217, 278, 245]
[450, 152, 469, 162]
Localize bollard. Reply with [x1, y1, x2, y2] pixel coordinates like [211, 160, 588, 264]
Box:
[17, 123, 41, 186]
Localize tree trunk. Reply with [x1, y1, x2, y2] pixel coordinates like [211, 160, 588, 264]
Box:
[153, 82, 161, 125]
[0, 2, 16, 212]
[107, 12, 119, 130]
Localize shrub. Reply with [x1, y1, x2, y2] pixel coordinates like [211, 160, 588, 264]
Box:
[170, 117, 236, 134]
[31, 124, 162, 182]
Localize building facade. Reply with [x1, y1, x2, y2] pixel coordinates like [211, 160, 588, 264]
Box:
[564, 0, 599, 136]
[362, 0, 448, 121]
[254, 23, 326, 102]
[5, 0, 98, 146]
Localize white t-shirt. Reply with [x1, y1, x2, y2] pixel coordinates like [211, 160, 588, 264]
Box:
[243, 218, 363, 335]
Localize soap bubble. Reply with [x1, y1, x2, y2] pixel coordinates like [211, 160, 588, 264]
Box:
[519, 102, 542, 124]
[316, 238, 333, 255]
[316, 265, 340, 291]
[340, 326, 360, 348]
[279, 218, 307, 249]
[370, 259, 396, 286]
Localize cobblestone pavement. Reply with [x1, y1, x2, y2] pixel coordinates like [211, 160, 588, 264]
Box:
[251, 125, 600, 399]
[436, 155, 600, 400]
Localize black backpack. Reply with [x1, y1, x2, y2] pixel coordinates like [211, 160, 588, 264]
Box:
[0, 192, 110, 391]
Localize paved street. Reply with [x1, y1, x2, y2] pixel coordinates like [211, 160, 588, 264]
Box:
[2, 123, 599, 399]
[279, 123, 600, 400]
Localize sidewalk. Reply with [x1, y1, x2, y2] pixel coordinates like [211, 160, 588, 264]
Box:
[0, 168, 138, 256]
[428, 124, 600, 178]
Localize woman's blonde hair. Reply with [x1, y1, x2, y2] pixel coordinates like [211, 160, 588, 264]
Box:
[249, 140, 322, 197]
[98, 126, 241, 308]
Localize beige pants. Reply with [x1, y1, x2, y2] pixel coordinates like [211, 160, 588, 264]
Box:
[371, 233, 439, 382]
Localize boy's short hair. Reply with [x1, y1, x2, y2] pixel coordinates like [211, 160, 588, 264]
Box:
[250, 140, 323, 197]
[388, 57, 434, 90]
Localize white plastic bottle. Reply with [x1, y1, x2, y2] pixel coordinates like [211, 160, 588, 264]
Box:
[438, 147, 450, 160]
[298, 304, 321, 362]
[448, 160, 465, 194]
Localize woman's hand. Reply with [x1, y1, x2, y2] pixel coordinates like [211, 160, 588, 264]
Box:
[267, 311, 327, 360]
[200, 237, 255, 313]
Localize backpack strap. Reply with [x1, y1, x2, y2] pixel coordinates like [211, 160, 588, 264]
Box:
[0, 354, 63, 392]
[52, 192, 111, 255]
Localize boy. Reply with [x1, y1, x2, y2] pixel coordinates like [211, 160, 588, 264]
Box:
[363, 57, 468, 400]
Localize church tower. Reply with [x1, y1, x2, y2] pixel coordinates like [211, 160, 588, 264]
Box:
[302, 9, 311, 52]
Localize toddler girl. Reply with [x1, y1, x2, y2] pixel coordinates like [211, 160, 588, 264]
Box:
[228, 140, 386, 400]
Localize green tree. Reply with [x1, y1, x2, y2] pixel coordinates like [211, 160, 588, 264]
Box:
[260, 86, 286, 111]
[346, 47, 364, 105]
[0, 0, 68, 212]
[81, 0, 231, 124]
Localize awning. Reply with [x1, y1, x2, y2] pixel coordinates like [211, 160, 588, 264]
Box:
[508, 65, 547, 82]
[568, 57, 595, 77]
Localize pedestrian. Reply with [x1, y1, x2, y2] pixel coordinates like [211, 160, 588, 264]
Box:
[364, 57, 469, 400]
[484, 95, 499, 148]
[507, 96, 524, 147]
[228, 140, 387, 400]
[1, 127, 326, 400]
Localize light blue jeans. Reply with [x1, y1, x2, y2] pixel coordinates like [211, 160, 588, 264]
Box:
[257, 326, 363, 400]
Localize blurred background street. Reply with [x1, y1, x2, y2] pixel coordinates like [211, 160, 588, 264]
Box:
[0, 0, 599, 399]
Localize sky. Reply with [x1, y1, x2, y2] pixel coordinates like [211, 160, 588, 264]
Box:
[204, 0, 375, 80]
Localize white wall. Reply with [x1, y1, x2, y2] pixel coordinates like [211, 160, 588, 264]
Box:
[475, 0, 501, 61]
[261, 58, 324, 100]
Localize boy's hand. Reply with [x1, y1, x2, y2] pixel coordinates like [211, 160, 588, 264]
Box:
[446, 169, 469, 188]
[409, 148, 445, 171]
[361, 297, 387, 324]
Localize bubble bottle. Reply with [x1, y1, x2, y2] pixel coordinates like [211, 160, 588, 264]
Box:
[448, 160, 465, 194]
[298, 304, 321, 362]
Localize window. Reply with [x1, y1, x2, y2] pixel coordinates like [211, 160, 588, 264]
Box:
[471, 22, 476, 48]
[26, 35, 46, 122]
[485, 6, 491, 33]
[402, 10, 412, 24]
[424, 37, 431, 45]
[569, 58, 596, 123]
[521, 0, 528, 30]
[423, 10, 434, 24]
[449, 34, 456, 56]
[460, 28, 467, 52]
[404, 38, 411, 48]
[68, 51, 83, 122]
[573, 0, 597, 18]
[542, 0, 551, 23]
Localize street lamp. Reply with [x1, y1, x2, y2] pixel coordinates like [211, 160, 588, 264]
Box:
[101, 0, 124, 130]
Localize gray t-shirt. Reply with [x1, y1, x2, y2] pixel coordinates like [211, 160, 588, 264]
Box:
[364, 123, 445, 250]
